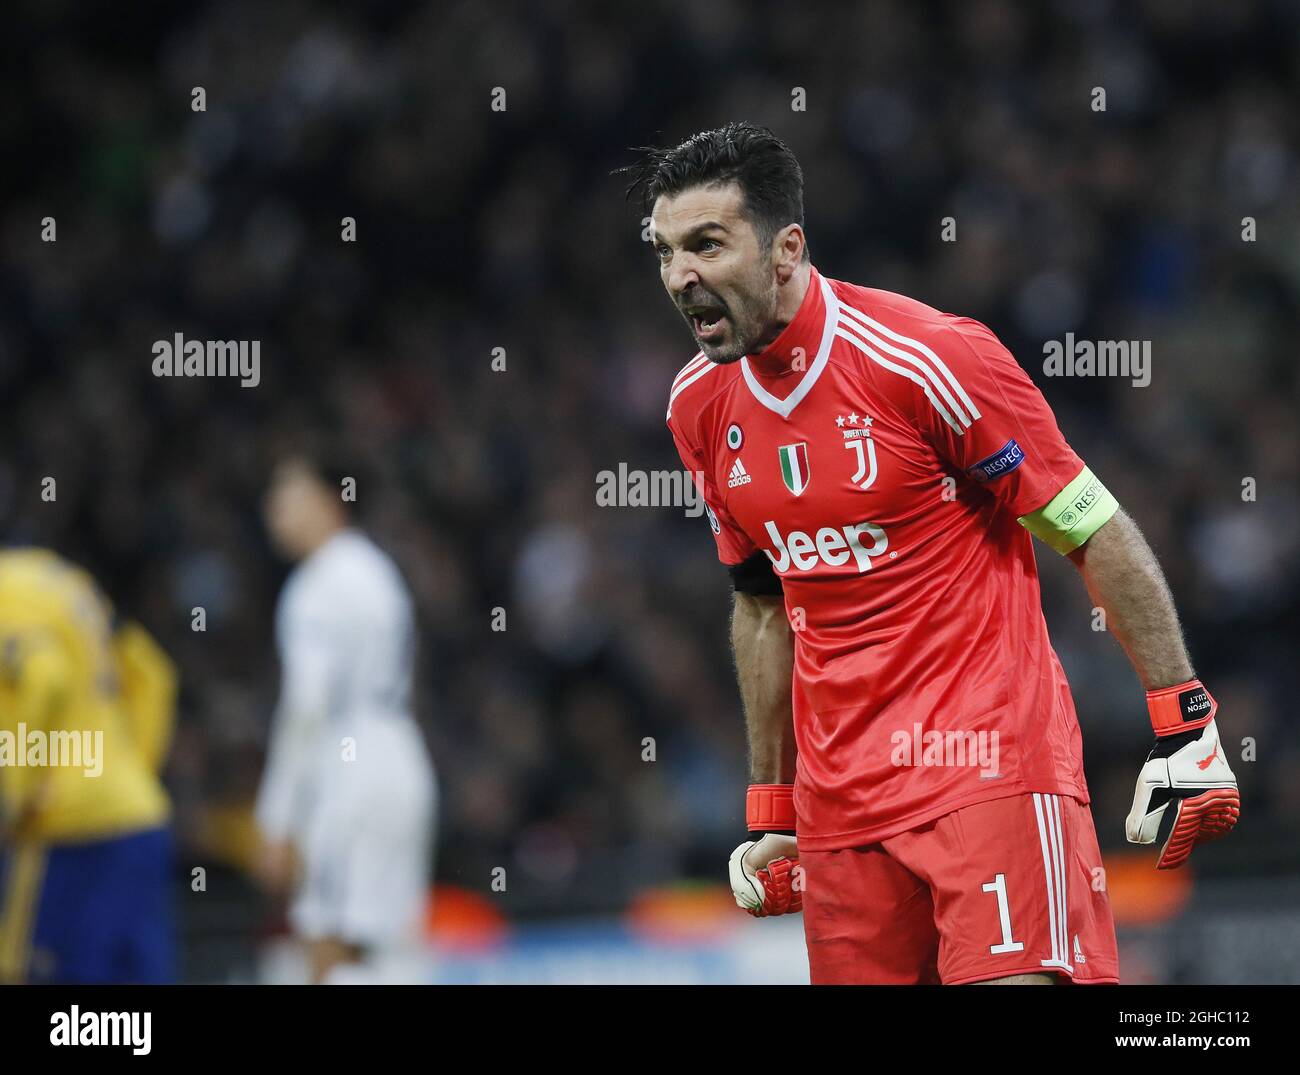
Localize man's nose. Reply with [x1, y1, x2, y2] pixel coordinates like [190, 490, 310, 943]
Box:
[666, 254, 701, 297]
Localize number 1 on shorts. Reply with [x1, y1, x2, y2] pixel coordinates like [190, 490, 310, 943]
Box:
[982, 872, 1026, 954]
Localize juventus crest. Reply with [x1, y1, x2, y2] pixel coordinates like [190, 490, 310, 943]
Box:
[839, 412, 878, 490]
[776, 414, 880, 497]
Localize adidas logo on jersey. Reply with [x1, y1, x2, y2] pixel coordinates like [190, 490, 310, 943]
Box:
[727, 459, 752, 488]
[764, 519, 889, 574]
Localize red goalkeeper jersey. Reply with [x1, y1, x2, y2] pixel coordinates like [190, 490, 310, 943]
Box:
[667, 265, 1119, 851]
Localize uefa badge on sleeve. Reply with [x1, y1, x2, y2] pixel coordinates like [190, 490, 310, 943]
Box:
[704, 501, 721, 534]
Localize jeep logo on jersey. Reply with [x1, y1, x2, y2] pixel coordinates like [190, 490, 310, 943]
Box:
[777, 442, 810, 496]
[763, 519, 889, 574]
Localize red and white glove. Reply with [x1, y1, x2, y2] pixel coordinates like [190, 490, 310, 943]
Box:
[729, 784, 803, 917]
[1126, 680, 1240, 869]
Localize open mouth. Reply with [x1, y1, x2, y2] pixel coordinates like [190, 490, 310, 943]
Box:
[688, 308, 728, 343]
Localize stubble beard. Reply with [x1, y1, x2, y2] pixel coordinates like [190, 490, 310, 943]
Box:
[698, 273, 779, 366]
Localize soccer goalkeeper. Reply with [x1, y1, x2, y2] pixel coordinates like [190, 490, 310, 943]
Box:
[625, 123, 1239, 984]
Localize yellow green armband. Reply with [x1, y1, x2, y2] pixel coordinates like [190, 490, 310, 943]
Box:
[1016, 465, 1118, 554]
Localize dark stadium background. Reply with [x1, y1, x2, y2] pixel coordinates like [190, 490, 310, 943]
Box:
[2, 0, 1297, 982]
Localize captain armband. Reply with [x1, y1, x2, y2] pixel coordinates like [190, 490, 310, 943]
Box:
[729, 552, 783, 596]
[1016, 465, 1119, 555]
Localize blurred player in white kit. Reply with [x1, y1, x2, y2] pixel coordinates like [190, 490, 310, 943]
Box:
[255, 452, 437, 984]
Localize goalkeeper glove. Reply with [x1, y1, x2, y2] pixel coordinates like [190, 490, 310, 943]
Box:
[1126, 680, 1240, 869]
[729, 784, 803, 916]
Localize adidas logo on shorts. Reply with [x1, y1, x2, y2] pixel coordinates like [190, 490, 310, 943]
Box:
[728, 459, 753, 488]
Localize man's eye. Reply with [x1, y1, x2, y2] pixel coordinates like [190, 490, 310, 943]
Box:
[699, 238, 721, 252]
[655, 244, 671, 259]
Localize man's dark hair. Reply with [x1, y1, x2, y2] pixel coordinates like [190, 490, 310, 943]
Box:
[617, 122, 808, 260]
[276, 438, 369, 519]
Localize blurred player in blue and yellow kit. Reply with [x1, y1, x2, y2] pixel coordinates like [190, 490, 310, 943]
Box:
[0, 548, 178, 983]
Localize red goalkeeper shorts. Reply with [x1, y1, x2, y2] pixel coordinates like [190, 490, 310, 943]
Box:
[799, 792, 1120, 984]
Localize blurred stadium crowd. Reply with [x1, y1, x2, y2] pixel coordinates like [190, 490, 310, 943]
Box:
[2, 0, 1298, 975]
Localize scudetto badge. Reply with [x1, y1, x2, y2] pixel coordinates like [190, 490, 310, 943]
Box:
[726, 424, 743, 450]
[778, 442, 810, 496]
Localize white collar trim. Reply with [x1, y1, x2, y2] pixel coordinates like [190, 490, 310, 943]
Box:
[740, 273, 839, 419]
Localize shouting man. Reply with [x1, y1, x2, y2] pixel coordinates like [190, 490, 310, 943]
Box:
[621, 123, 1239, 985]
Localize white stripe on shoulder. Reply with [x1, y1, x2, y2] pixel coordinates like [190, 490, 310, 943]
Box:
[835, 323, 965, 435]
[667, 356, 722, 419]
[838, 301, 982, 427]
[672, 353, 709, 388]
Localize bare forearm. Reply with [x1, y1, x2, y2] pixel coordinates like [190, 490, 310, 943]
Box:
[731, 592, 797, 783]
[1068, 508, 1194, 690]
